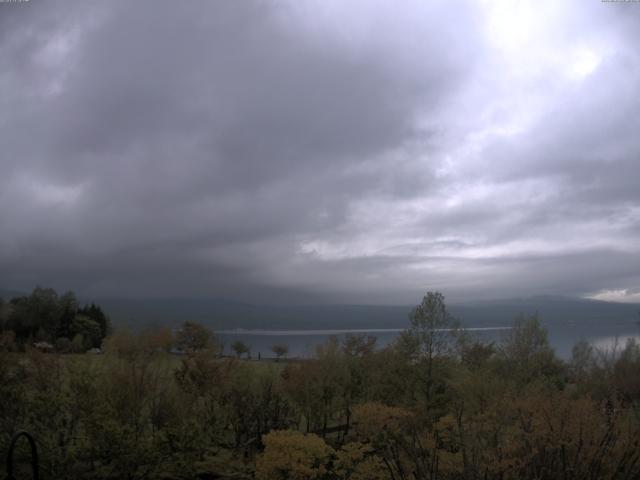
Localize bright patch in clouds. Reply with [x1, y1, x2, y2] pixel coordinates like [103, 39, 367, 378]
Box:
[28, 179, 85, 207]
[482, 0, 537, 50]
[588, 289, 640, 304]
[567, 48, 601, 79]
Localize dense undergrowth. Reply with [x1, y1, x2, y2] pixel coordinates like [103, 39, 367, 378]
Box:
[1, 292, 640, 479]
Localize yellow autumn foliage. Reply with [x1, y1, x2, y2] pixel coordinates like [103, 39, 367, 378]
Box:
[256, 430, 334, 480]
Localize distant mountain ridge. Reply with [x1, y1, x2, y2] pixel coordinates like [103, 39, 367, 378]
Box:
[98, 298, 411, 330]
[96, 295, 640, 331]
[2, 289, 638, 331]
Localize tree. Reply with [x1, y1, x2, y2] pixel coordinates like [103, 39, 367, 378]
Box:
[256, 430, 334, 480]
[175, 321, 215, 353]
[342, 334, 377, 357]
[458, 337, 495, 370]
[223, 365, 292, 455]
[0, 297, 7, 330]
[143, 326, 175, 352]
[57, 291, 79, 340]
[78, 302, 111, 339]
[284, 337, 350, 436]
[256, 431, 387, 480]
[231, 340, 250, 359]
[400, 291, 458, 404]
[283, 362, 327, 433]
[71, 333, 85, 353]
[333, 442, 387, 480]
[405, 291, 458, 360]
[71, 315, 102, 349]
[8, 287, 60, 340]
[271, 343, 289, 361]
[4, 287, 110, 349]
[569, 339, 596, 383]
[351, 402, 430, 479]
[498, 313, 562, 384]
[611, 338, 640, 402]
[27, 287, 61, 338]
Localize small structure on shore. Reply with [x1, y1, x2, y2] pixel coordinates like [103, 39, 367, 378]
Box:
[33, 341, 54, 352]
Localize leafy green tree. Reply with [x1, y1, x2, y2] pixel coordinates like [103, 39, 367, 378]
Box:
[176, 320, 215, 353]
[231, 339, 251, 358]
[174, 352, 236, 454]
[71, 314, 102, 349]
[8, 287, 61, 340]
[498, 313, 563, 385]
[612, 338, 640, 402]
[283, 361, 327, 433]
[342, 334, 377, 357]
[404, 291, 458, 361]
[71, 333, 85, 353]
[4, 287, 110, 349]
[283, 338, 350, 436]
[84, 342, 174, 479]
[57, 291, 79, 339]
[398, 291, 459, 406]
[458, 336, 495, 370]
[143, 326, 175, 352]
[78, 302, 111, 338]
[223, 364, 292, 454]
[569, 339, 596, 383]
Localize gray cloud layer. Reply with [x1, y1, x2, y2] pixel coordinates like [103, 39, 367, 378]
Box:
[1, 0, 639, 304]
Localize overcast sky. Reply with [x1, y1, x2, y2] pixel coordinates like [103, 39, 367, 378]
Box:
[1, 0, 639, 304]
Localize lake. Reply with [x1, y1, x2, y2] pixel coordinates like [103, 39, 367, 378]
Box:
[217, 322, 640, 359]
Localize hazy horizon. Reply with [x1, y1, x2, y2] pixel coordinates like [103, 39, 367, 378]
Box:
[3, 286, 640, 307]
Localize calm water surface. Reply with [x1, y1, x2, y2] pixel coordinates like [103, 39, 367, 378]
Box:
[217, 323, 640, 359]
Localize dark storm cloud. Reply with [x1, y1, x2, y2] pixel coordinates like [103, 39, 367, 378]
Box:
[1, 0, 639, 304]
